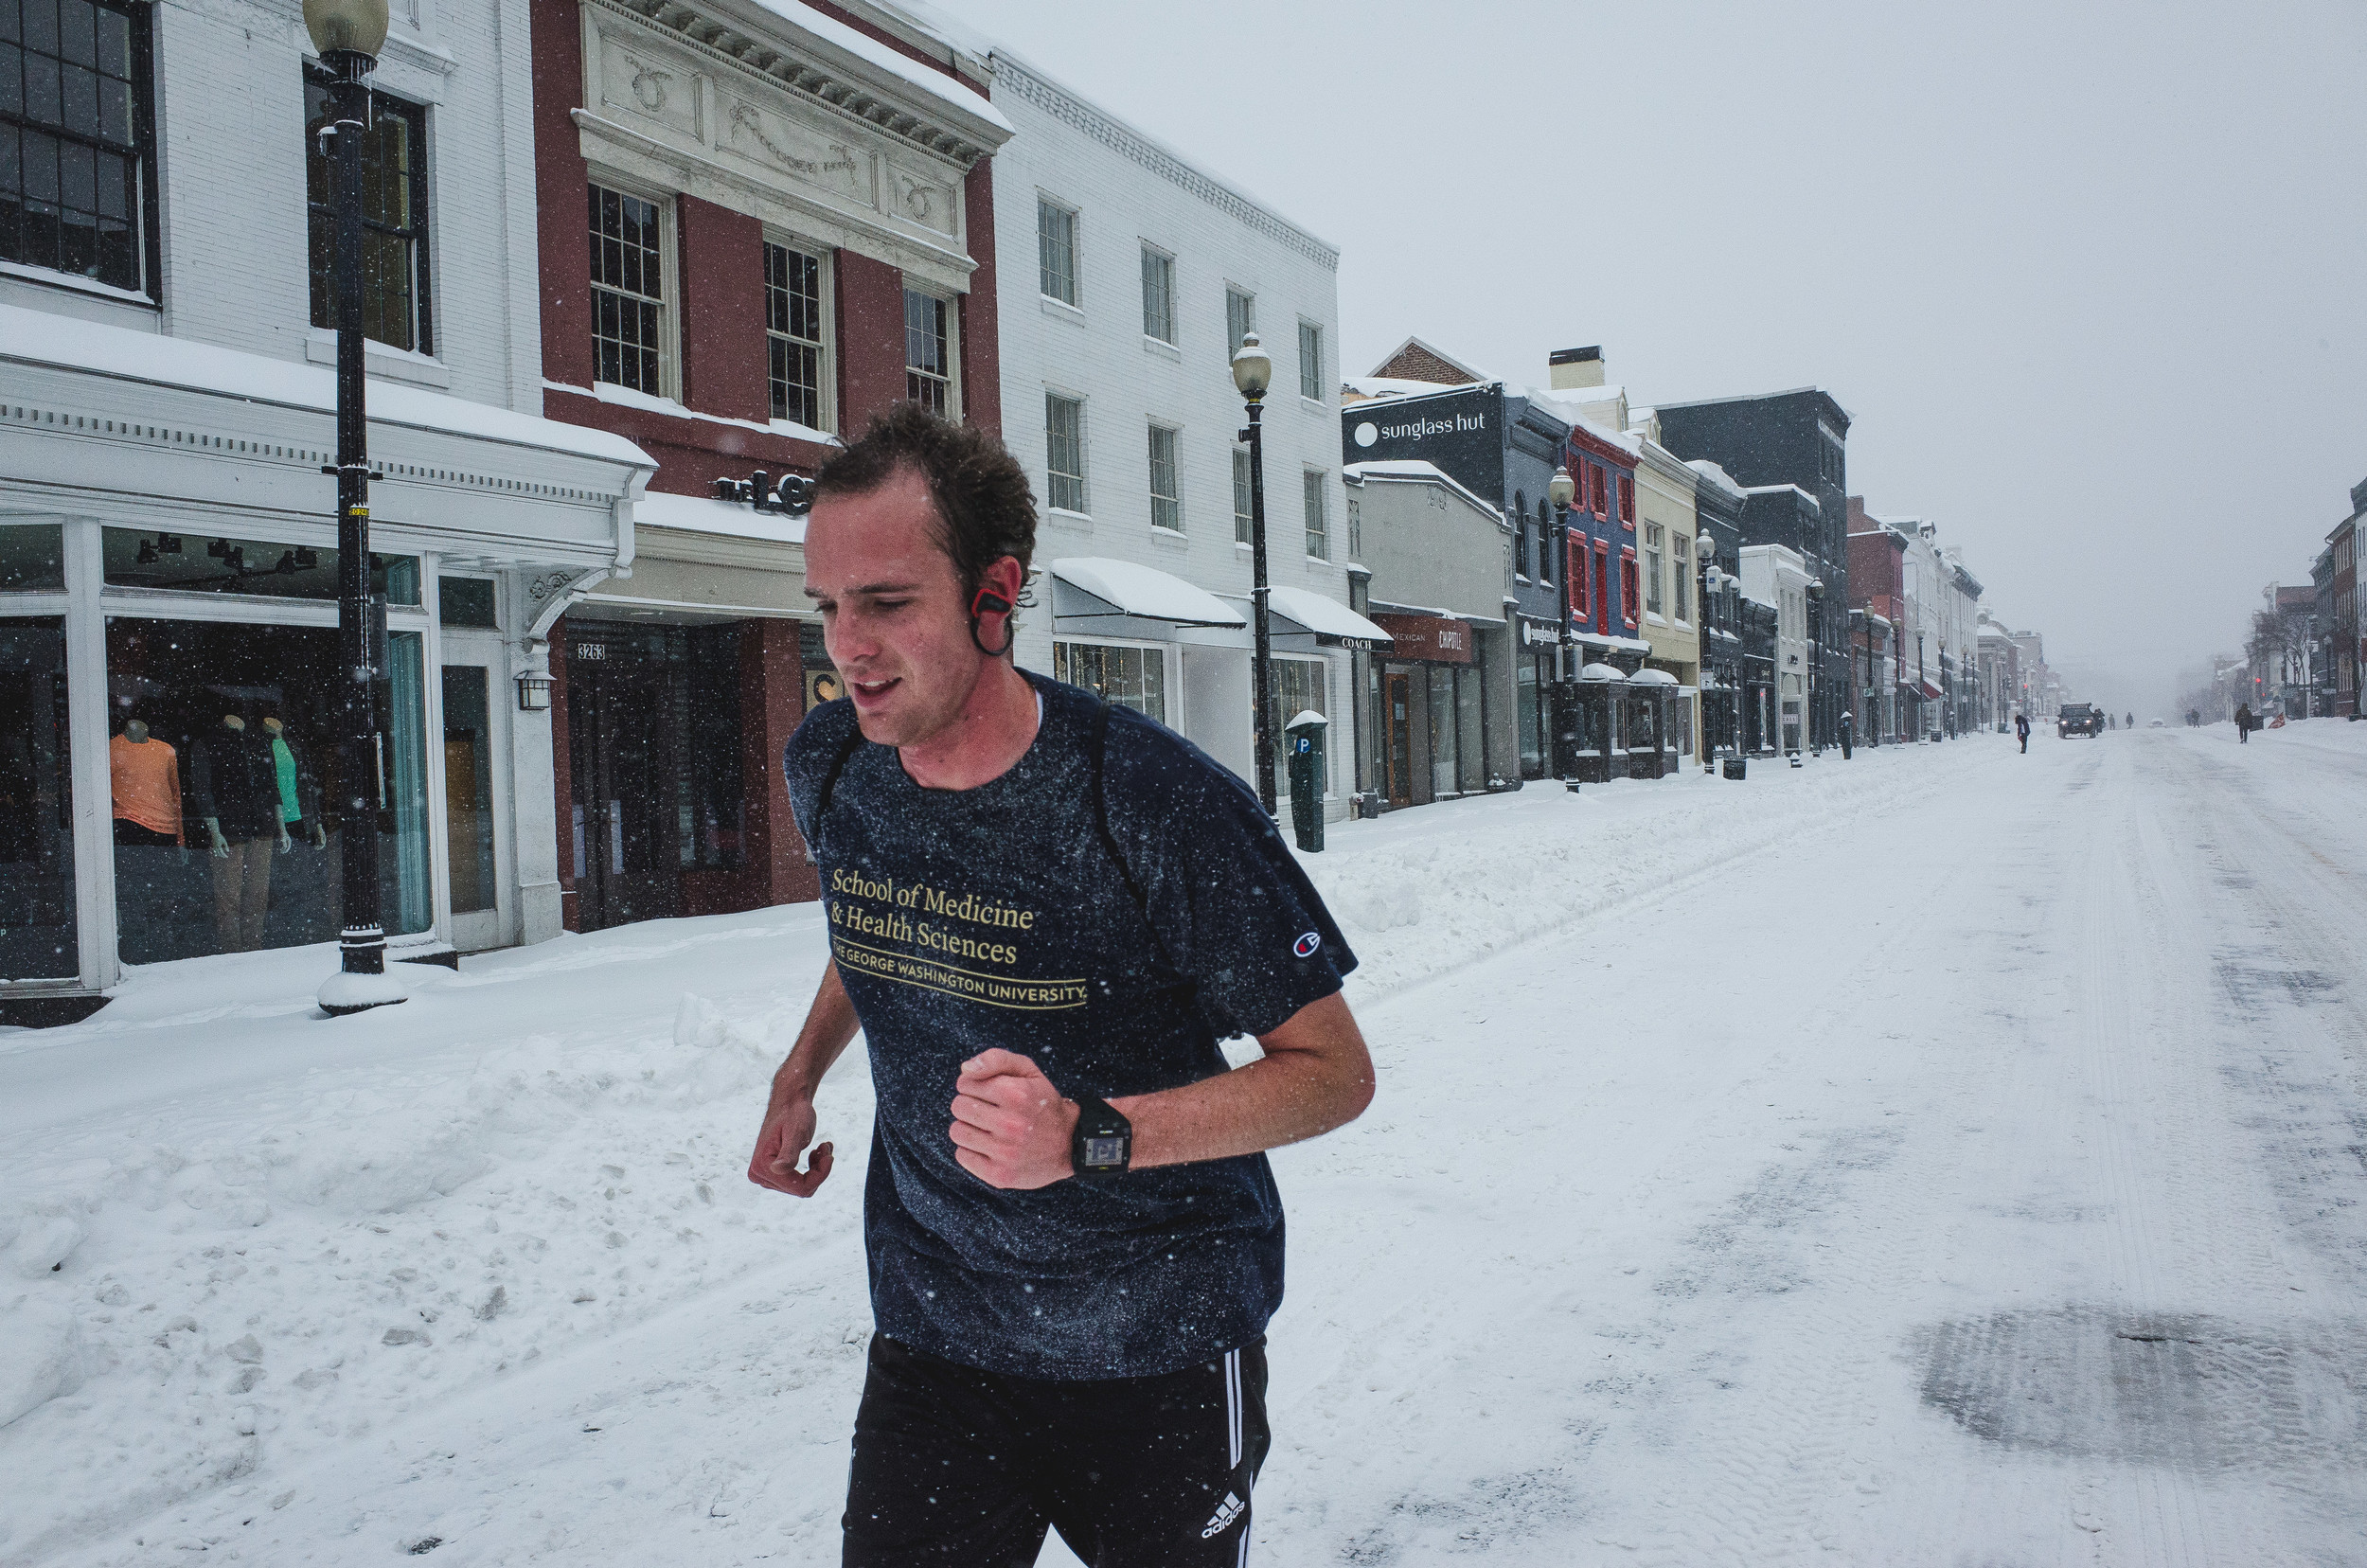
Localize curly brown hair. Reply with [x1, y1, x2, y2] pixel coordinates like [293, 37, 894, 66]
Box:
[813, 403, 1037, 605]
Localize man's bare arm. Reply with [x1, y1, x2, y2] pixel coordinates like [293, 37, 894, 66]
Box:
[947, 991, 1374, 1189]
[1112, 991, 1372, 1169]
[747, 960, 862, 1196]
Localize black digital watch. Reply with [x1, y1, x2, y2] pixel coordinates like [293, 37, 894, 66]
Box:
[1070, 1095, 1131, 1180]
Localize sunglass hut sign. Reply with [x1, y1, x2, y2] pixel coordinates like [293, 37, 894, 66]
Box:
[1347, 390, 1498, 484]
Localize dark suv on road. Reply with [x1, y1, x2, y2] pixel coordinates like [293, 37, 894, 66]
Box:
[2058, 703, 2103, 739]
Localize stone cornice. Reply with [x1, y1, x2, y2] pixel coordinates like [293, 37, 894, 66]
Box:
[989, 51, 1338, 272]
[596, 0, 1002, 167]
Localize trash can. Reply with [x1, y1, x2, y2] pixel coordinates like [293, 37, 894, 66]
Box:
[1284, 710, 1328, 853]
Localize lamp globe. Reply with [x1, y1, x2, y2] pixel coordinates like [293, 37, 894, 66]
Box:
[305, 0, 389, 57]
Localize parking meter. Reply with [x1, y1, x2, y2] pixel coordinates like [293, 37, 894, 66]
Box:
[1284, 710, 1327, 853]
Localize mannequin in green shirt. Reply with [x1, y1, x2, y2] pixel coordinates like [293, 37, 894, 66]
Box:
[261, 717, 328, 849]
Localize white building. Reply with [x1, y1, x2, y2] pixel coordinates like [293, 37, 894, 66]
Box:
[985, 49, 1377, 815]
[0, 0, 651, 1012]
[1739, 543, 1811, 754]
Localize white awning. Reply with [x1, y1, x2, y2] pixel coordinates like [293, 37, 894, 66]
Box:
[1264, 585, 1393, 644]
[1048, 558, 1245, 629]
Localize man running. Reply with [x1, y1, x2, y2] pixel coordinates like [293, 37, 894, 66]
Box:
[748, 405, 1375, 1566]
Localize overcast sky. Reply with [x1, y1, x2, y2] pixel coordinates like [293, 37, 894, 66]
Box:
[944, 0, 2367, 715]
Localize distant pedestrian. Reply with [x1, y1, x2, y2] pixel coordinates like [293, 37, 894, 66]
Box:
[2236, 703, 2252, 742]
[2125, 712, 2133, 731]
[2015, 711, 2030, 753]
[1839, 709, 1853, 759]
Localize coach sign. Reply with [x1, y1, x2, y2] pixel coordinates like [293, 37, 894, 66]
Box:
[1370, 613, 1474, 665]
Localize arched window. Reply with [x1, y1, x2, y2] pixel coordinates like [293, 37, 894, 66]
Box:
[1537, 500, 1553, 584]
[1514, 490, 1528, 577]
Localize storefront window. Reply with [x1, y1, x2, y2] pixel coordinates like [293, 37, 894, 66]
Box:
[0, 620, 76, 978]
[1455, 663, 1486, 792]
[438, 577, 499, 630]
[1517, 657, 1541, 778]
[0, 526, 66, 591]
[1426, 665, 1456, 796]
[103, 528, 419, 604]
[105, 617, 431, 963]
[1059, 641, 1167, 726]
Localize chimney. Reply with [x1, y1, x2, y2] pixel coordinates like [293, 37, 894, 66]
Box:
[1548, 345, 1604, 391]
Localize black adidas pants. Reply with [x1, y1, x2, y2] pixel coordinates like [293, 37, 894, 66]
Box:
[843, 1333, 1269, 1566]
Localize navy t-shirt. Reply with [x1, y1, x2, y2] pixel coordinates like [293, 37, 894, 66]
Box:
[783, 671, 1356, 1380]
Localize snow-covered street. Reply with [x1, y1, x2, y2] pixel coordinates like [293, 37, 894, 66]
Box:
[7, 727, 2366, 1566]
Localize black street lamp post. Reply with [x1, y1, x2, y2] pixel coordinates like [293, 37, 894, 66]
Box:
[1695, 530, 1716, 772]
[1806, 578, 1824, 757]
[1232, 332, 1277, 816]
[1548, 468, 1576, 787]
[307, 0, 402, 1016]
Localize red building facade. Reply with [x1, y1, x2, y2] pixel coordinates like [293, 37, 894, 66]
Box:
[525, 0, 1009, 931]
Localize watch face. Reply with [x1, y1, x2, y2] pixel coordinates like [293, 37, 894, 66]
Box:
[1082, 1134, 1128, 1167]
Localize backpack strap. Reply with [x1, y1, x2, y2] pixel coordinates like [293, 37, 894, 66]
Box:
[802, 707, 865, 861]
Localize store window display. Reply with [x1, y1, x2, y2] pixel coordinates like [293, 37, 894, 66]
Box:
[0, 620, 76, 979]
[190, 714, 288, 953]
[107, 620, 429, 964]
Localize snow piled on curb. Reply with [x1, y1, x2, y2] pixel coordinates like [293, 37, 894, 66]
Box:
[0, 740, 2002, 1561]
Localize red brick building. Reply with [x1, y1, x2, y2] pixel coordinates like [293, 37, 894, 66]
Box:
[525, 0, 1010, 931]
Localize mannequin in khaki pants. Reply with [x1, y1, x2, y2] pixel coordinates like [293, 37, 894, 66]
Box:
[187, 715, 288, 952]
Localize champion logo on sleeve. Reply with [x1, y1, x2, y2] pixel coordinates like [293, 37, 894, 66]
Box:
[1292, 932, 1322, 958]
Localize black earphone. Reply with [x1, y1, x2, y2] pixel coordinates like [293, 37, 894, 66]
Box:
[970, 585, 1016, 657]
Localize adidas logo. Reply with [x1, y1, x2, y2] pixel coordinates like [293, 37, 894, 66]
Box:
[1200, 1491, 1245, 1540]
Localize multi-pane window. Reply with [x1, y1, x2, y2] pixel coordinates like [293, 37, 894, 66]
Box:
[1037, 197, 1077, 306]
[1147, 422, 1180, 532]
[1233, 447, 1253, 544]
[1298, 320, 1323, 401]
[1571, 534, 1588, 617]
[764, 240, 825, 430]
[589, 184, 665, 393]
[1621, 553, 1640, 624]
[1044, 392, 1085, 513]
[3, 0, 151, 293]
[306, 72, 430, 353]
[1537, 501, 1552, 584]
[1618, 473, 1635, 523]
[1645, 523, 1664, 615]
[1303, 469, 1328, 561]
[904, 288, 952, 414]
[1140, 245, 1174, 343]
[1268, 657, 1326, 738]
[1226, 286, 1255, 353]
[1674, 535, 1690, 622]
[1513, 491, 1528, 579]
[1056, 641, 1166, 726]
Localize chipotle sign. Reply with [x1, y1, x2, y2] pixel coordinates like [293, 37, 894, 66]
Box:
[1370, 613, 1473, 665]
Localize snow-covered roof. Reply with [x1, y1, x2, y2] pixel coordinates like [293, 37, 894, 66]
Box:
[634, 489, 806, 545]
[749, 0, 1011, 136]
[1687, 459, 1745, 501]
[1741, 483, 1822, 512]
[1048, 557, 1243, 628]
[986, 50, 1333, 267]
[1343, 375, 1490, 401]
[1342, 459, 1502, 521]
[1265, 585, 1392, 643]
[1367, 335, 1493, 383]
[0, 303, 654, 469]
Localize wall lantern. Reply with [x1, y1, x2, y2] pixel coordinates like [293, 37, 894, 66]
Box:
[516, 670, 554, 712]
